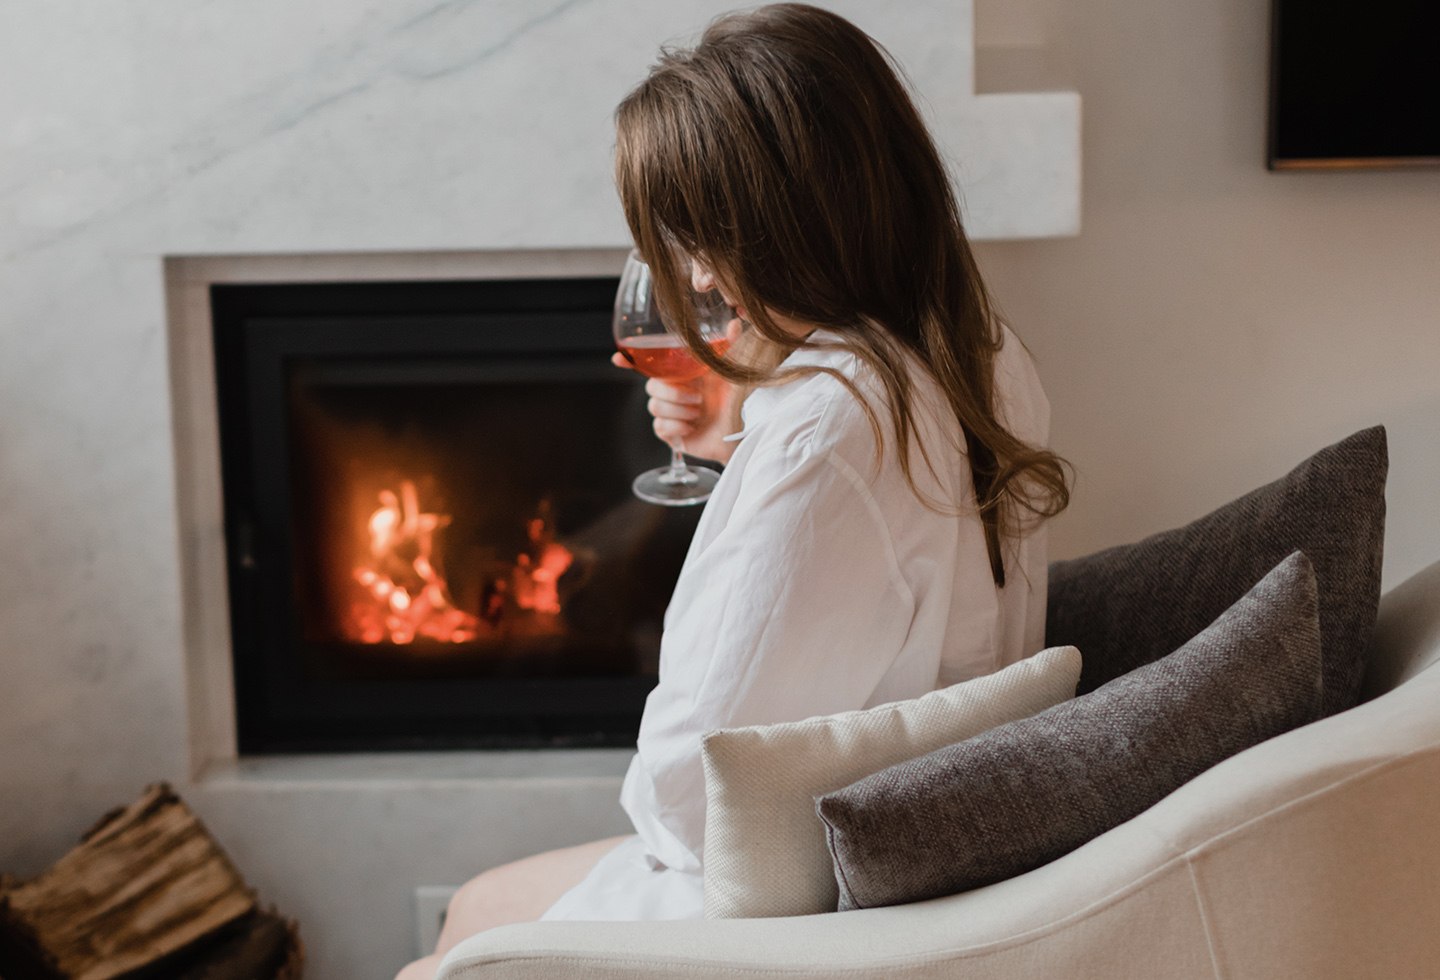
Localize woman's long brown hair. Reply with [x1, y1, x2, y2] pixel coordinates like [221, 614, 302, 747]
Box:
[614, 3, 1070, 586]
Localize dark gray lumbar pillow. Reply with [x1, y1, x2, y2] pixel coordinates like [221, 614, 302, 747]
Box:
[816, 551, 1324, 912]
[1046, 426, 1386, 716]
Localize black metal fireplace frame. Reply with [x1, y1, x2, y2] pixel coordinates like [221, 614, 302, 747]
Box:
[212, 278, 682, 754]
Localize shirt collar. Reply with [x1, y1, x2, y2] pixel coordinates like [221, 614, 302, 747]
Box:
[724, 328, 853, 443]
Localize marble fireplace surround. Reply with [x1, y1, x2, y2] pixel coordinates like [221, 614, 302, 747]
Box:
[5, 1, 1078, 976]
[172, 247, 651, 769]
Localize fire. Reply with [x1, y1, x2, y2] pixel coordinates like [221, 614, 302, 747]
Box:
[352, 480, 479, 645]
[349, 480, 575, 647]
[514, 500, 573, 616]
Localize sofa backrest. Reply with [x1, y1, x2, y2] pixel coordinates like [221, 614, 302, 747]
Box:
[1362, 559, 1440, 701]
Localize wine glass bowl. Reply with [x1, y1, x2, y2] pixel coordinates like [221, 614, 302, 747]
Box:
[613, 249, 733, 506]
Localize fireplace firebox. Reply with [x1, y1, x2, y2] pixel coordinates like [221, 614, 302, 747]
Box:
[212, 278, 705, 754]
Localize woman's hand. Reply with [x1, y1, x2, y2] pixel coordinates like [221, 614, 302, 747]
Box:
[611, 320, 743, 466]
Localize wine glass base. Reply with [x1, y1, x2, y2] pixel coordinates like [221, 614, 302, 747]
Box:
[632, 464, 720, 506]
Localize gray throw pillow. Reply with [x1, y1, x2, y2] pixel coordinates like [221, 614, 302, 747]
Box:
[1046, 425, 1386, 716]
[816, 551, 1324, 911]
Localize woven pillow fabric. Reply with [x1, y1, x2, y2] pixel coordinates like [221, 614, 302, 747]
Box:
[1046, 425, 1386, 716]
[699, 645, 1082, 919]
[817, 551, 1323, 911]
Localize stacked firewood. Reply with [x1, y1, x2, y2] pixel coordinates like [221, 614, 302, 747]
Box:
[0, 783, 302, 979]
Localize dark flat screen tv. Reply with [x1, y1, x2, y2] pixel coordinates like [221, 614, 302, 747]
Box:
[1269, 0, 1440, 169]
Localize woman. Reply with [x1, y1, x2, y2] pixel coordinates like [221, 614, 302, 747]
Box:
[396, 4, 1068, 977]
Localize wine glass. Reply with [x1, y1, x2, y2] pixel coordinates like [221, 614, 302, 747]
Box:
[613, 248, 735, 506]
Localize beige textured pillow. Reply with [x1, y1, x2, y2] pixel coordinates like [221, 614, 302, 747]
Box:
[700, 645, 1082, 918]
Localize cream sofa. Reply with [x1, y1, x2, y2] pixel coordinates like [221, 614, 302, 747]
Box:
[438, 560, 1440, 979]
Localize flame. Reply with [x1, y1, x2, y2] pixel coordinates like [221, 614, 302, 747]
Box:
[348, 480, 575, 647]
[513, 500, 573, 616]
[351, 480, 479, 645]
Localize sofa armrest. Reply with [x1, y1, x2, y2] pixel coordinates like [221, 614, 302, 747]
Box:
[439, 662, 1440, 980]
[436, 780, 1217, 980]
[436, 854, 1217, 980]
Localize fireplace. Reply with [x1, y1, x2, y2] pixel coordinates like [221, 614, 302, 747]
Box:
[211, 277, 704, 754]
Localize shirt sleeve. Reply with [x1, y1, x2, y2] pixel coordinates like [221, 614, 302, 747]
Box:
[619, 445, 916, 874]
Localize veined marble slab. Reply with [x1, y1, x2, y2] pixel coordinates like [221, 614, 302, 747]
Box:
[2, 0, 1075, 262]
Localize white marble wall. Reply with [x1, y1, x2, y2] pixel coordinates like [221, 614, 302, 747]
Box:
[0, 2, 1078, 977]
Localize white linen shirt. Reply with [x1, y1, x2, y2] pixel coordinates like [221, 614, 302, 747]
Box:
[620, 323, 1052, 877]
[540, 323, 1051, 922]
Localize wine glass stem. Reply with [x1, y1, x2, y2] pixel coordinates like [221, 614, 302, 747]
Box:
[661, 442, 697, 486]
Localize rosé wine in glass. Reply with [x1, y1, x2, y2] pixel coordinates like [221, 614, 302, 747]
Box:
[612, 249, 733, 506]
[616, 334, 734, 384]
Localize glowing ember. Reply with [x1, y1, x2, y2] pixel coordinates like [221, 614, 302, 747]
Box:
[349, 480, 576, 647]
[352, 480, 479, 645]
[514, 500, 574, 616]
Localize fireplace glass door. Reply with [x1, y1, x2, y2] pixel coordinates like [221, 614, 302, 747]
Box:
[212, 278, 703, 753]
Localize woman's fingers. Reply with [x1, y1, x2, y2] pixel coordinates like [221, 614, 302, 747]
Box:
[613, 356, 710, 444]
[645, 378, 705, 423]
[654, 417, 695, 444]
[647, 395, 702, 422]
[645, 377, 704, 405]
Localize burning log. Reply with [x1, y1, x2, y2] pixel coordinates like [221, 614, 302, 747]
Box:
[513, 498, 579, 616]
[352, 479, 480, 645]
[349, 480, 588, 648]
